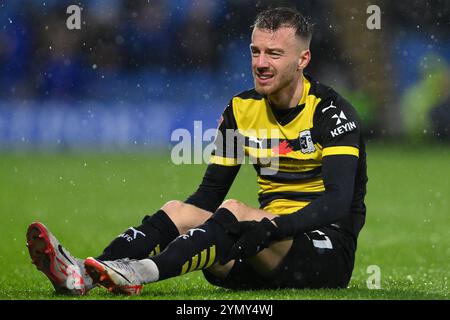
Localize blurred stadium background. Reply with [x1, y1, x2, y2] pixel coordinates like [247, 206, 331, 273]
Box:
[0, 0, 449, 299]
[1, 0, 449, 148]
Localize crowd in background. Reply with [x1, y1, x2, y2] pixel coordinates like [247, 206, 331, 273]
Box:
[1, 0, 449, 140]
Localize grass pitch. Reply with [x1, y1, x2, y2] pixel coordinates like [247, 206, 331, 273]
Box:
[0, 143, 448, 300]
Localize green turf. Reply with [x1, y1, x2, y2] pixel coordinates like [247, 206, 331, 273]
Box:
[0, 143, 449, 300]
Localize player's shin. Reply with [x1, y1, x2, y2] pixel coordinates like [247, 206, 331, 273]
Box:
[148, 208, 238, 282]
[96, 210, 179, 261]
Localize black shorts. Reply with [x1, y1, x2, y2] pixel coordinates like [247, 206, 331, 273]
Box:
[203, 226, 356, 289]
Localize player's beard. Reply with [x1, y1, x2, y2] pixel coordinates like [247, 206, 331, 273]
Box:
[254, 65, 299, 99]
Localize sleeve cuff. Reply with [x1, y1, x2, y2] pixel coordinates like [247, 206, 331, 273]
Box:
[322, 146, 359, 158]
[209, 155, 240, 166]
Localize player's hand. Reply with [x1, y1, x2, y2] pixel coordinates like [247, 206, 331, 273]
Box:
[224, 218, 282, 261]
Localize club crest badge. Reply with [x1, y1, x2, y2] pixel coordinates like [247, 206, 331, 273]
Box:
[299, 130, 315, 154]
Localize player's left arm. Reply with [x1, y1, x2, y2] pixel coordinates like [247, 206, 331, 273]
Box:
[273, 94, 362, 237]
[272, 154, 358, 237]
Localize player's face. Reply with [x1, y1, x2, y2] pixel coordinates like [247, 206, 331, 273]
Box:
[250, 27, 308, 98]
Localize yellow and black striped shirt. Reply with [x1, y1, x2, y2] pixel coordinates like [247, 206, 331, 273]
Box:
[187, 74, 367, 238]
[211, 74, 365, 211]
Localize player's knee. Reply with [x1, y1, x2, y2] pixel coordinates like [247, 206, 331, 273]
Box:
[219, 199, 241, 211]
[161, 200, 185, 218]
[161, 200, 210, 235]
[219, 199, 247, 220]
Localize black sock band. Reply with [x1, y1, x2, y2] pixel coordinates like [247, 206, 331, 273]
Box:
[97, 210, 179, 260]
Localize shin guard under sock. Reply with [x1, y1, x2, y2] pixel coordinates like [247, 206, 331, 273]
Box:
[150, 208, 237, 281]
[96, 210, 179, 260]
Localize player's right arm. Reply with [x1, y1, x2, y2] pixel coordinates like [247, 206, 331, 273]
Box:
[185, 102, 242, 212]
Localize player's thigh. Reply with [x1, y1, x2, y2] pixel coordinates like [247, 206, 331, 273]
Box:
[207, 200, 287, 276]
[219, 199, 276, 221]
[248, 238, 294, 275]
[221, 200, 294, 272]
[206, 238, 294, 279]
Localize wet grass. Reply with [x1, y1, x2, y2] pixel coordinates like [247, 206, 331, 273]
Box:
[0, 142, 448, 300]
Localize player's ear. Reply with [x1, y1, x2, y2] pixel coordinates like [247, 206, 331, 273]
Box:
[297, 49, 311, 70]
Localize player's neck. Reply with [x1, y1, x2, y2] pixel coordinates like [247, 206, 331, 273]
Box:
[267, 75, 304, 110]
